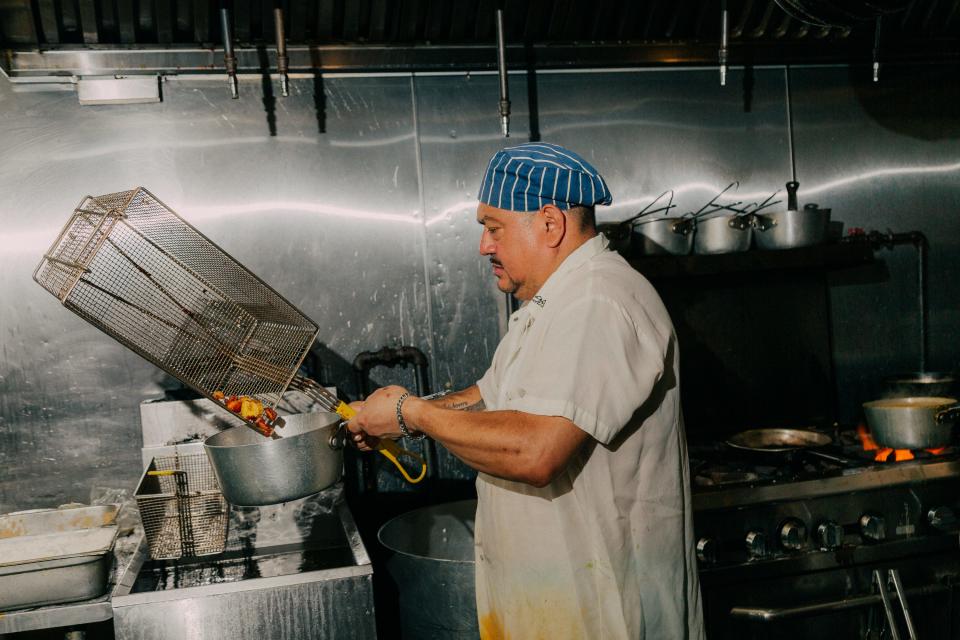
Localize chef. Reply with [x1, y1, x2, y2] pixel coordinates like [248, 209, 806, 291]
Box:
[348, 142, 704, 639]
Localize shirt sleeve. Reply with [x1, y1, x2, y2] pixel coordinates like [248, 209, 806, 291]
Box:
[507, 296, 669, 444]
[476, 364, 497, 408]
[476, 325, 508, 407]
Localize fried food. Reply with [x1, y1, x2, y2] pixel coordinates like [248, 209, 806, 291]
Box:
[214, 391, 277, 437]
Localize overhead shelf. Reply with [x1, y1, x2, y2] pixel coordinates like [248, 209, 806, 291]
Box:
[624, 241, 876, 279]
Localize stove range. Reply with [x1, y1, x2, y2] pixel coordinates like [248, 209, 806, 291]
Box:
[690, 427, 960, 640]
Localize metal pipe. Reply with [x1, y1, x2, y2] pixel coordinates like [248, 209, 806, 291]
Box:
[873, 15, 882, 82]
[495, 8, 510, 137]
[274, 7, 289, 97]
[729, 583, 949, 621]
[918, 233, 928, 372]
[784, 66, 797, 184]
[719, 1, 728, 86]
[220, 7, 238, 98]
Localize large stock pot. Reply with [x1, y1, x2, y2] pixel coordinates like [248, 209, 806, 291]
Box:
[862, 397, 960, 450]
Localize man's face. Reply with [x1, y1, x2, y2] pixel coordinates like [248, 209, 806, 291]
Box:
[476, 202, 541, 300]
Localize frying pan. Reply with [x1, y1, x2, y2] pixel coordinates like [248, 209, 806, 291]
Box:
[726, 428, 832, 453]
[725, 428, 851, 466]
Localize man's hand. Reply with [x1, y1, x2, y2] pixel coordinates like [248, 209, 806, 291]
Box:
[346, 400, 377, 451]
[346, 385, 410, 450]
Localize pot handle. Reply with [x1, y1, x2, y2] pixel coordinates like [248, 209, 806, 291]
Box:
[935, 404, 960, 424]
[786, 181, 799, 211]
[335, 403, 428, 484]
[753, 213, 777, 232]
[671, 217, 695, 236]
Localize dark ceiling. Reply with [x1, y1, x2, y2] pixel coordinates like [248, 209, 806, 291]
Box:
[1, 0, 958, 70]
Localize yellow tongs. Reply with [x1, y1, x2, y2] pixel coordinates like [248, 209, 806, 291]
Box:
[333, 400, 427, 484]
[283, 376, 428, 484]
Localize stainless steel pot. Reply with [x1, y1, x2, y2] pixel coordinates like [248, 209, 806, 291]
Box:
[204, 411, 343, 506]
[632, 217, 695, 255]
[378, 500, 478, 639]
[694, 213, 753, 254]
[753, 181, 830, 250]
[862, 397, 960, 449]
[597, 221, 633, 254]
[884, 372, 957, 398]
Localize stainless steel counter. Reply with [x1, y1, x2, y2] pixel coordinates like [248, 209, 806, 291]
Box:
[111, 483, 376, 640]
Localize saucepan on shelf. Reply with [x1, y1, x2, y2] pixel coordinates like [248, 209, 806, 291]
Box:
[633, 215, 696, 255]
[692, 211, 753, 255]
[692, 191, 781, 255]
[598, 190, 675, 254]
[753, 181, 831, 250]
[634, 183, 741, 257]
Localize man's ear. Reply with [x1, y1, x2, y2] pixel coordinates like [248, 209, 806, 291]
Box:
[541, 204, 567, 248]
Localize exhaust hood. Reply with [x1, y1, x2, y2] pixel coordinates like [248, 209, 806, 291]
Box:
[1, 0, 957, 80]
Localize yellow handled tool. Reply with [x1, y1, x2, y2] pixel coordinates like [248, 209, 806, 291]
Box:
[334, 400, 427, 484]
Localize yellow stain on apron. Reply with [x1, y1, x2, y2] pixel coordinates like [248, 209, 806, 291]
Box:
[479, 610, 508, 640]
[480, 604, 587, 640]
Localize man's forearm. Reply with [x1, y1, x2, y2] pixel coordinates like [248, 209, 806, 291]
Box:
[428, 384, 484, 411]
[403, 397, 586, 487]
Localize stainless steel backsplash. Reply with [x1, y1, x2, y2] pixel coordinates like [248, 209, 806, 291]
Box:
[1, 64, 957, 510]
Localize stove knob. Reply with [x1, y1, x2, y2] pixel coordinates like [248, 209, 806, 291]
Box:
[860, 514, 886, 542]
[745, 531, 768, 559]
[696, 538, 717, 564]
[928, 506, 957, 531]
[816, 521, 845, 550]
[779, 519, 807, 552]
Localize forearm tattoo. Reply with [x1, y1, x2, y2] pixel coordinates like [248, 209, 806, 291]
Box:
[448, 399, 486, 412]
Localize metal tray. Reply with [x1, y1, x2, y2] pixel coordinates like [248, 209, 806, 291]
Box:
[0, 504, 120, 611]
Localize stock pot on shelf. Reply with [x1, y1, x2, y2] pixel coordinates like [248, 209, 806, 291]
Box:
[753, 181, 830, 250]
[632, 216, 695, 255]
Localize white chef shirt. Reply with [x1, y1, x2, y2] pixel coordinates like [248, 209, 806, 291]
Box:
[474, 234, 704, 640]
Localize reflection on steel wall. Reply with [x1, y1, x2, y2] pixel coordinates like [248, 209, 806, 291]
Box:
[0, 75, 433, 512]
[791, 64, 960, 420]
[1, 64, 958, 510]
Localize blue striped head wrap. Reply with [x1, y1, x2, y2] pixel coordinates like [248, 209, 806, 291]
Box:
[477, 142, 613, 212]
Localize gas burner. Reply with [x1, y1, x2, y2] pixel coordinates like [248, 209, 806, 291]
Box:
[690, 426, 960, 492]
[688, 433, 867, 491]
[840, 425, 956, 464]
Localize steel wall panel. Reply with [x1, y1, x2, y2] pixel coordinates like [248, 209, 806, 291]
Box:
[1, 64, 958, 508]
[790, 64, 960, 420]
[0, 75, 427, 511]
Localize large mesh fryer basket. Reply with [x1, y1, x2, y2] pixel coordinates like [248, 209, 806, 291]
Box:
[35, 188, 427, 483]
[33, 188, 319, 410]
